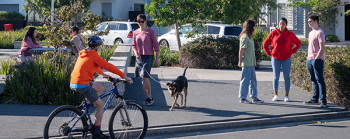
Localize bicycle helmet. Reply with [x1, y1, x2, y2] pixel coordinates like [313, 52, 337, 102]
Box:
[87, 35, 103, 48]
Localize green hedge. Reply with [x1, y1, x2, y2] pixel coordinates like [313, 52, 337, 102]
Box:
[326, 35, 339, 42]
[180, 36, 240, 69]
[252, 28, 270, 61]
[0, 11, 25, 20]
[0, 30, 25, 49]
[291, 47, 350, 110]
[1, 46, 117, 105]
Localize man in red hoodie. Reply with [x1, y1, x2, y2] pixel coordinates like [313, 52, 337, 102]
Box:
[70, 35, 132, 139]
[263, 18, 301, 102]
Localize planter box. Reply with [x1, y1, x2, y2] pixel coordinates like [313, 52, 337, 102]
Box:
[14, 41, 22, 49]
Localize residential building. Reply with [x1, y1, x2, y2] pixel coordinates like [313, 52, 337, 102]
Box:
[266, 0, 350, 41]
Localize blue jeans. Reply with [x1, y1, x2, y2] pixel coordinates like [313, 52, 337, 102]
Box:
[239, 66, 258, 99]
[306, 59, 326, 102]
[271, 57, 291, 91]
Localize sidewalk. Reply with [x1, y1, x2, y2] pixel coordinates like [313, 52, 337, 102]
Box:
[124, 66, 349, 136]
[0, 47, 349, 138]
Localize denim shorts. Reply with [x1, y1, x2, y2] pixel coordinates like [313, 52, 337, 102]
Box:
[71, 82, 99, 103]
[135, 55, 154, 78]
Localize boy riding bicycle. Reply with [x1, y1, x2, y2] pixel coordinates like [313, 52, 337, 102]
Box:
[70, 35, 132, 139]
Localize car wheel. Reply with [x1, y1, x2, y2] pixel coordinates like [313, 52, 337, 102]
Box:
[159, 39, 169, 48]
[114, 39, 123, 45]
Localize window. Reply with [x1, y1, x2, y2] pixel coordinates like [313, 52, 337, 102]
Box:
[179, 26, 192, 34]
[118, 24, 127, 30]
[108, 24, 117, 30]
[224, 27, 242, 35]
[96, 24, 107, 31]
[131, 24, 139, 31]
[207, 26, 220, 34]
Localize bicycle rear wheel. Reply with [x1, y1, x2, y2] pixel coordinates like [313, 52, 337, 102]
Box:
[43, 105, 88, 139]
[109, 101, 148, 139]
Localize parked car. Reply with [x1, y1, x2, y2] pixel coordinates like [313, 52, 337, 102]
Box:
[93, 21, 139, 46]
[157, 23, 243, 51]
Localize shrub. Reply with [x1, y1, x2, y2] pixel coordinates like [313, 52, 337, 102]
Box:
[252, 28, 270, 61]
[299, 38, 308, 46]
[154, 46, 179, 66]
[1, 46, 117, 105]
[291, 47, 350, 110]
[98, 45, 118, 61]
[0, 30, 25, 49]
[326, 35, 339, 42]
[180, 36, 239, 69]
[0, 11, 25, 20]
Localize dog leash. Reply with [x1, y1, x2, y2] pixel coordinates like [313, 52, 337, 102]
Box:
[138, 62, 168, 86]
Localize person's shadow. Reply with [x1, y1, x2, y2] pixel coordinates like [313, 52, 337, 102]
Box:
[124, 73, 169, 111]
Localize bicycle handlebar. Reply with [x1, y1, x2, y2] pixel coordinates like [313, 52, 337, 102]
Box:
[108, 77, 126, 84]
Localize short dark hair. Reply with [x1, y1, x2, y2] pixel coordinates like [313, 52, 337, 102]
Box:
[137, 14, 146, 21]
[71, 26, 79, 33]
[308, 15, 319, 24]
[280, 17, 288, 25]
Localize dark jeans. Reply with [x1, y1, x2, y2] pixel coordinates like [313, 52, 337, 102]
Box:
[306, 59, 327, 102]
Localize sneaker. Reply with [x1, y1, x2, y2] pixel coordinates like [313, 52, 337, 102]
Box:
[93, 132, 107, 139]
[143, 98, 154, 106]
[303, 100, 319, 105]
[239, 98, 252, 104]
[272, 95, 278, 101]
[252, 97, 264, 103]
[284, 96, 290, 102]
[320, 101, 328, 108]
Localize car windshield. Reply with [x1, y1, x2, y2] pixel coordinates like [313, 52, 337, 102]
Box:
[96, 24, 107, 31]
[224, 27, 242, 35]
[131, 24, 140, 31]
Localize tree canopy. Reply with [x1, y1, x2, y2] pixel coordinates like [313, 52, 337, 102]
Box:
[23, 0, 92, 20]
[146, 0, 277, 48]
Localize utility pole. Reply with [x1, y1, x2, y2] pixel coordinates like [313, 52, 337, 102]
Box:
[51, 0, 54, 22]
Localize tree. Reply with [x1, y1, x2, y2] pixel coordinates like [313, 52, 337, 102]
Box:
[288, 0, 344, 28]
[23, 0, 92, 21]
[45, 0, 101, 49]
[146, 0, 277, 49]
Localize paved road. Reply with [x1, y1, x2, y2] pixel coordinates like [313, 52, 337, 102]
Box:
[148, 118, 350, 139]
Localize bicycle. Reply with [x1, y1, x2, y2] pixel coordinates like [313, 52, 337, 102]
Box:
[43, 77, 148, 139]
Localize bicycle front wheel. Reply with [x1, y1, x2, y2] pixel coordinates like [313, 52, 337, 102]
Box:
[43, 105, 88, 139]
[109, 101, 148, 139]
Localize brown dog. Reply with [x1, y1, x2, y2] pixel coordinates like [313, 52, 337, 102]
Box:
[167, 67, 188, 111]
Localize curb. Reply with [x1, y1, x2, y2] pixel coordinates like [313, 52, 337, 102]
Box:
[145, 110, 350, 136]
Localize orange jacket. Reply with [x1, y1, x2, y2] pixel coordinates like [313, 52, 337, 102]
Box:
[70, 49, 125, 85]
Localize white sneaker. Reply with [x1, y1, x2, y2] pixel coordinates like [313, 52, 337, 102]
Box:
[284, 96, 290, 102]
[272, 95, 278, 101]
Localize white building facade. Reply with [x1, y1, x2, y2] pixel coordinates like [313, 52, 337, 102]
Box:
[267, 0, 350, 41]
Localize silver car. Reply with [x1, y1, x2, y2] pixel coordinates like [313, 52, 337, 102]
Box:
[95, 21, 139, 46]
[157, 23, 242, 51]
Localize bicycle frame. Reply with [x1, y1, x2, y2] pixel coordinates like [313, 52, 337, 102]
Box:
[68, 82, 132, 134]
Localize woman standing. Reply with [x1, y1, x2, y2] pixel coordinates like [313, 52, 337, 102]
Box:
[18, 27, 42, 62]
[263, 18, 301, 102]
[132, 14, 160, 106]
[238, 20, 264, 104]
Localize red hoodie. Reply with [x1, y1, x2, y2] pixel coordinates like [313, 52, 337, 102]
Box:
[263, 28, 301, 60]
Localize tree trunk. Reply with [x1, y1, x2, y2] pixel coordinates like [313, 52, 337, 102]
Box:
[175, 23, 182, 49]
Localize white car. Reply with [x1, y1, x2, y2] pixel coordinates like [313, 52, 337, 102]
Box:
[94, 21, 139, 46]
[157, 23, 243, 51]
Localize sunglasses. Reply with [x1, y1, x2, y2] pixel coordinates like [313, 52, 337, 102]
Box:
[138, 20, 145, 23]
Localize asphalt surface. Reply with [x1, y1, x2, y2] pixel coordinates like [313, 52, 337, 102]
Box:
[148, 118, 350, 139]
[0, 48, 349, 138]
